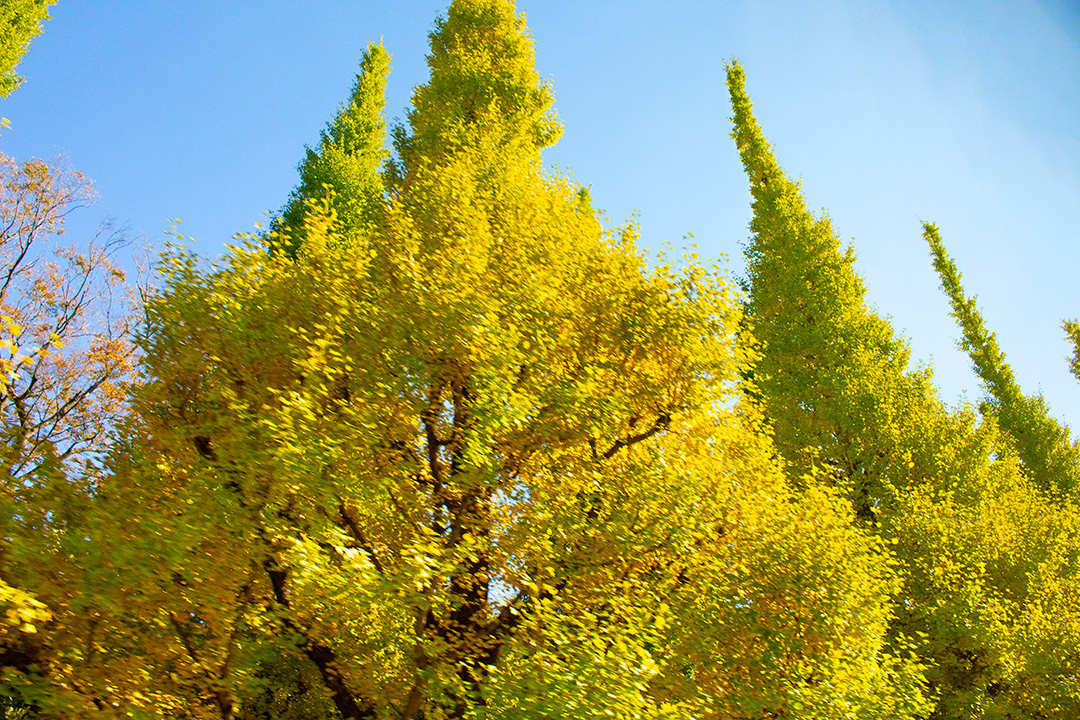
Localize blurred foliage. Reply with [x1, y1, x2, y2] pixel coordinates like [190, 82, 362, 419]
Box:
[2, 1, 1078, 718]
[0, 0, 56, 98]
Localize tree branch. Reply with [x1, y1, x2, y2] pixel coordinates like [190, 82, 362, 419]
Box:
[601, 411, 671, 460]
[334, 497, 387, 577]
[262, 559, 376, 720]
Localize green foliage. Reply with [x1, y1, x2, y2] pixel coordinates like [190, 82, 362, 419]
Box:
[274, 41, 391, 256]
[5, 3, 1079, 719]
[1066, 319, 1080, 382]
[925, 222, 1080, 495]
[884, 454, 1080, 719]
[118, 216, 922, 716]
[0, 149, 137, 717]
[728, 60, 1080, 719]
[725, 60, 962, 520]
[0, 0, 56, 97]
[390, 0, 561, 176]
[47, 3, 924, 717]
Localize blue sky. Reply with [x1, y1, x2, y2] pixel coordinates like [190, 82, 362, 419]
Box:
[2, 0, 1079, 427]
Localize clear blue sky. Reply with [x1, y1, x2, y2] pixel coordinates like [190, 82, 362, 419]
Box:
[3, 0, 1079, 428]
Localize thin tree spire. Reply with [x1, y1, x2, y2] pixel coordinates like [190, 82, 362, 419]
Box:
[924, 221, 1079, 495]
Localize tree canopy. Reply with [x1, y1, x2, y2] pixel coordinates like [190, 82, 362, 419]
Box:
[2, 1, 1079, 718]
[728, 59, 1080, 718]
[0, 0, 56, 98]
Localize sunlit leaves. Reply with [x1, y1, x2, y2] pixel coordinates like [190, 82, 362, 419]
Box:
[8, 2, 1078, 717]
[729, 60, 1080, 718]
[89, 5, 934, 716]
[0, 0, 56, 98]
[1066, 320, 1080, 383]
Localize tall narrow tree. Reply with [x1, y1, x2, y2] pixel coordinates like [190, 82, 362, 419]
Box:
[725, 61, 958, 520]
[727, 60, 1080, 719]
[924, 222, 1080, 495]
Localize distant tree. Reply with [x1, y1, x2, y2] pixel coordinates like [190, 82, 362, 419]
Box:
[0, 0, 57, 97]
[0, 153, 135, 479]
[728, 60, 1080, 719]
[925, 221, 1080, 495]
[1065, 318, 1080, 382]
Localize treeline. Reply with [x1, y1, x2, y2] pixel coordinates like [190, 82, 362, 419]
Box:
[3, 1, 1080, 718]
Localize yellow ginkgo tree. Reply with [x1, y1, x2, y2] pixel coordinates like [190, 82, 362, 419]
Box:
[27, 2, 1080, 717]
[51, 2, 926, 718]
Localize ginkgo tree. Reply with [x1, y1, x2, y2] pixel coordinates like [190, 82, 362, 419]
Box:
[726, 60, 1080, 719]
[7, 1, 1080, 718]
[1066, 319, 1080, 381]
[19, 1, 927, 718]
[924, 222, 1080, 496]
[272, 41, 390, 255]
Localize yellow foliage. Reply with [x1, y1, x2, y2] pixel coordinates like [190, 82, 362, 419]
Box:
[86, 9, 923, 717]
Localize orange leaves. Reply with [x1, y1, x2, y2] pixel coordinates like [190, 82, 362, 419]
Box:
[0, 152, 137, 479]
[0, 148, 139, 716]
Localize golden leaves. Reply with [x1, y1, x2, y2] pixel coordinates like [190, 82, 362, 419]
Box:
[0, 581, 51, 634]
